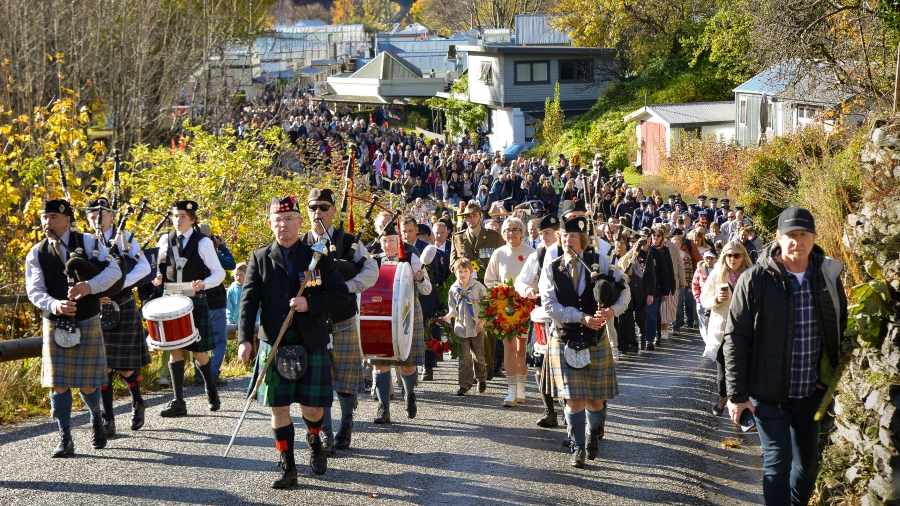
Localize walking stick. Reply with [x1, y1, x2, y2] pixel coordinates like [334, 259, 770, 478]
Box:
[224, 242, 328, 458]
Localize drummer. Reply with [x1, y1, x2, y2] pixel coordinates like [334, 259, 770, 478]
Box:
[302, 188, 378, 454]
[370, 219, 432, 424]
[85, 196, 152, 436]
[151, 200, 224, 418]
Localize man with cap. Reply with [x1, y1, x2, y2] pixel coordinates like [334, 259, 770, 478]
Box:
[238, 195, 351, 488]
[654, 209, 673, 228]
[301, 188, 379, 454]
[561, 199, 613, 258]
[85, 196, 152, 436]
[26, 199, 122, 456]
[660, 195, 676, 213]
[451, 201, 505, 379]
[697, 195, 709, 213]
[708, 197, 719, 213]
[724, 207, 847, 505]
[715, 199, 731, 225]
[639, 200, 657, 230]
[539, 215, 630, 468]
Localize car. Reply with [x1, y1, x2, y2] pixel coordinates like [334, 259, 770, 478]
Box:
[500, 142, 538, 160]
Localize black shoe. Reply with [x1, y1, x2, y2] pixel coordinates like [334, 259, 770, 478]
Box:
[477, 381, 487, 393]
[493, 367, 504, 378]
[214, 377, 228, 387]
[193, 376, 204, 387]
[373, 403, 390, 424]
[570, 447, 586, 468]
[334, 419, 353, 449]
[712, 398, 727, 417]
[422, 369, 434, 381]
[160, 400, 187, 417]
[207, 388, 221, 412]
[456, 387, 469, 396]
[486, 371, 494, 381]
[131, 400, 146, 430]
[537, 410, 558, 428]
[586, 430, 600, 460]
[91, 415, 107, 450]
[321, 434, 335, 456]
[271, 451, 298, 489]
[51, 432, 74, 458]
[102, 412, 116, 437]
[640, 341, 646, 350]
[629, 344, 640, 353]
[646, 343, 655, 351]
[406, 392, 417, 419]
[306, 432, 328, 475]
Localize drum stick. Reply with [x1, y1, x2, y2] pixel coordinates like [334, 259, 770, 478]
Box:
[224, 271, 313, 458]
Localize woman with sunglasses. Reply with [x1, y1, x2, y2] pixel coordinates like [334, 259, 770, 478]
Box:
[484, 217, 536, 407]
[700, 241, 754, 416]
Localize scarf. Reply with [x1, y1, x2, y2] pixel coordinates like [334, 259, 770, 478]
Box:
[454, 282, 477, 321]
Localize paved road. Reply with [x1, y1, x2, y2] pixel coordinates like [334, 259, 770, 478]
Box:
[0, 330, 763, 505]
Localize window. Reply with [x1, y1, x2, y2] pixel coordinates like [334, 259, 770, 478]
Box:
[478, 61, 493, 85]
[797, 106, 820, 120]
[559, 59, 593, 82]
[739, 99, 747, 125]
[514, 61, 550, 84]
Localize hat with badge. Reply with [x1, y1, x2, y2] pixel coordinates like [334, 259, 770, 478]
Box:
[560, 199, 587, 215]
[778, 206, 816, 234]
[698, 195, 707, 201]
[562, 215, 588, 234]
[709, 197, 719, 203]
[667, 194, 676, 200]
[461, 201, 483, 216]
[381, 220, 399, 237]
[40, 199, 74, 218]
[698, 210, 709, 218]
[721, 198, 731, 206]
[735, 206, 745, 211]
[538, 214, 559, 231]
[416, 223, 432, 236]
[86, 196, 111, 211]
[308, 188, 336, 205]
[173, 200, 200, 212]
[269, 195, 300, 214]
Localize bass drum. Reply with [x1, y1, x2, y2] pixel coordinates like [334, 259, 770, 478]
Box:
[356, 262, 414, 360]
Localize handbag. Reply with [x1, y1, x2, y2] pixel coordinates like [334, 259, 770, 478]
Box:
[275, 344, 309, 381]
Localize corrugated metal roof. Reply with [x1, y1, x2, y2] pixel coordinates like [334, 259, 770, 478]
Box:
[626, 101, 735, 126]
[733, 64, 851, 105]
[514, 15, 571, 45]
[733, 66, 789, 95]
[311, 60, 341, 66]
[351, 52, 423, 79]
[301, 67, 325, 75]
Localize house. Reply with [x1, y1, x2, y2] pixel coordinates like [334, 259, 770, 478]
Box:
[310, 60, 344, 77]
[733, 64, 855, 146]
[623, 102, 735, 175]
[460, 45, 615, 150]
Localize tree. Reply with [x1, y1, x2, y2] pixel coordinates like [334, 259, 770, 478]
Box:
[684, 0, 756, 84]
[426, 76, 488, 137]
[541, 82, 565, 145]
[331, 0, 365, 24]
[410, 0, 468, 35]
[269, 0, 333, 24]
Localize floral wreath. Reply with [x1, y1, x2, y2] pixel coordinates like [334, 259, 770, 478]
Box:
[479, 279, 535, 341]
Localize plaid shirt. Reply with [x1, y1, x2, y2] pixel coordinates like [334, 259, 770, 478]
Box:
[788, 266, 821, 399]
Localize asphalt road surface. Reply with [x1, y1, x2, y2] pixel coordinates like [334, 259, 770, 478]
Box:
[0, 329, 763, 505]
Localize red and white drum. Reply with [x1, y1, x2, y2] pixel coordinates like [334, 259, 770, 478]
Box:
[531, 305, 552, 355]
[142, 295, 200, 351]
[357, 261, 414, 360]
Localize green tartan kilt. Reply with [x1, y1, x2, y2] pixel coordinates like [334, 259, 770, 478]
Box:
[103, 297, 151, 370]
[181, 296, 213, 353]
[249, 328, 333, 408]
[371, 297, 424, 367]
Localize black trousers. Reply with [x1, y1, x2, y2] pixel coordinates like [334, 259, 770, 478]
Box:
[615, 309, 637, 351]
[635, 305, 647, 344]
[715, 344, 727, 398]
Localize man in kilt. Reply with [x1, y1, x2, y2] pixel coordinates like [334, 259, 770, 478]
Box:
[152, 200, 225, 417]
[301, 188, 378, 454]
[238, 195, 351, 489]
[26, 199, 122, 457]
[86, 197, 152, 435]
[538, 216, 631, 468]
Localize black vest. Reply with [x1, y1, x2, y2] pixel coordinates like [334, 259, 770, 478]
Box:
[301, 228, 359, 323]
[163, 230, 210, 288]
[549, 250, 601, 345]
[36, 234, 101, 321]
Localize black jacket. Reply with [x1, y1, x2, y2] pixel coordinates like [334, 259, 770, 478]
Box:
[238, 240, 351, 352]
[648, 245, 670, 298]
[723, 244, 847, 404]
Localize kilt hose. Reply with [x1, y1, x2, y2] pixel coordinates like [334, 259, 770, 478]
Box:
[249, 328, 333, 408]
[103, 296, 151, 371]
[181, 295, 214, 353]
[41, 315, 109, 389]
[547, 336, 618, 401]
[371, 297, 424, 368]
[331, 316, 365, 395]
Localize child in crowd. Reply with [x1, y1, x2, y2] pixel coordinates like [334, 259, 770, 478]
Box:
[441, 258, 488, 396]
[226, 263, 258, 326]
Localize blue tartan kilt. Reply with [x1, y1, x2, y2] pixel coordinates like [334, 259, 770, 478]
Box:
[330, 316, 365, 395]
[41, 316, 108, 389]
[249, 328, 333, 408]
[371, 297, 424, 367]
[181, 296, 214, 353]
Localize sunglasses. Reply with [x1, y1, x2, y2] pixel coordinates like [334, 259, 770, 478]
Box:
[725, 253, 743, 259]
[308, 204, 333, 212]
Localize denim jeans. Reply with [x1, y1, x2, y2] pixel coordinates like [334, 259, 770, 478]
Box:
[696, 302, 707, 340]
[644, 297, 660, 345]
[751, 388, 825, 506]
[209, 308, 228, 378]
[674, 287, 696, 329]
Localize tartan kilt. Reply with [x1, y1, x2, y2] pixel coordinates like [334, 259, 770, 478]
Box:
[249, 328, 333, 408]
[181, 296, 214, 353]
[41, 316, 109, 389]
[547, 336, 618, 400]
[539, 352, 554, 395]
[330, 316, 365, 395]
[660, 295, 677, 324]
[371, 297, 424, 367]
[103, 297, 151, 370]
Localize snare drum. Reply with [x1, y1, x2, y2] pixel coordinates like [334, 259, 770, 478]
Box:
[531, 305, 552, 355]
[357, 262, 414, 360]
[142, 295, 200, 350]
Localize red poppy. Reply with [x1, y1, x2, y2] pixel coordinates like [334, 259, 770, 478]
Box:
[518, 255, 525, 261]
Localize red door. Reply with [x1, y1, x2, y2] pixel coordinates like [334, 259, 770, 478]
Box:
[640, 121, 666, 175]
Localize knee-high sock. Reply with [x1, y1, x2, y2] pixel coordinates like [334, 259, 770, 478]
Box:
[337, 392, 356, 420]
[302, 416, 323, 435]
[564, 407, 586, 448]
[586, 406, 606, 431]
[400, 372, 417, 398]
[273, 424, 295, 452]
[79, 389, 103, 424]
[119, 370, 144, 405]
[169, 360, 185, 403]
[196, 360, 216, 391]
[100, 371, 115, 417]
[49, 389, 73, 439]
[321, 405, 334, 438]
[374, 371, 391, 411]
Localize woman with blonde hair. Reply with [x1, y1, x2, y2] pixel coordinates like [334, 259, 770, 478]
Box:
[700, 241, 754, 416]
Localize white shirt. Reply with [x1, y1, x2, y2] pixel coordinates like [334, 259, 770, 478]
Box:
[102, 227, 151, 289]
[311, 226, 379, 294]
[26, 230, 122, 315]
[156, 228, 225, 288]
[514, 243, 560, 297]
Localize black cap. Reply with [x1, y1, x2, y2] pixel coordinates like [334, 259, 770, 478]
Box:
[675, 202, 683, 208]
[698, 195, 707, 200]
[269, 195, 300, 213]
[538, 214, 559, 231]
[709, 197, 719, 203]
[86, 196, 111, 210]
[173, 200, 199, 212]
[778, 206, 816, 234]
[41, 199, 74, 218]
[735, 206, 745, 211]
[561, 216, 588, 234]
[721, 198, 730, 205]
[688, 203, 697, 209]
[416, 223, 432, 236]
[671, 228, 683, 236]
[308, 188, 336, 205]
[560, 199, 586, 215]
[381, 221, 399, 236]
[698, 211, 709, 217]
[667, 194, 676, 200]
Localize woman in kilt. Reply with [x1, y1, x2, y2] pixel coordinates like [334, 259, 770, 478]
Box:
[238, 195, 351, 489]
[86, 197, 152, 435]
[538, 216, 631, 468]
[152, 200, 224, 417]
[370, 219, 431, 425]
